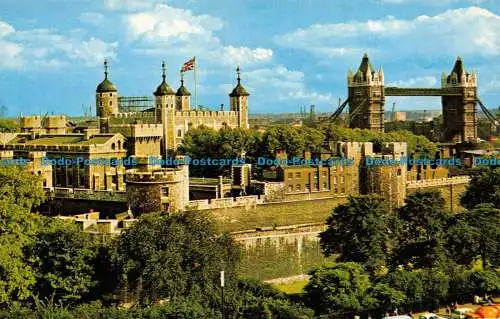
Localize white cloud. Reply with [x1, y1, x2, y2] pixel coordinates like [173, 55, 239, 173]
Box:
[104, 0, 156, 10]
[243, 66, 332, 104]
[275, 7, 500, 58]
[79, 12, 105, 26]
[0, 19, 118, 70]
[0, 41, 23, 69]
[125, 4, 223, 41]
[0, 20, 15, 37]
[388, 76, 438, 87]
[121, 3, 272, 66]
[221, 46, 273, 65]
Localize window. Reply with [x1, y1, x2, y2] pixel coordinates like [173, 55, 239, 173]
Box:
[295, 184, 301, 192]
[110, 93, 113, 97]
[162, 203, 170, 211]
[322, 182, 327, 190]
[295, 172, 301, 178]
[341, 176, 345, 184]
[313, 183, 319, 191]
[100, 102, 102, 106]
[287, 173, 293, 180]
[161, 187, 169, 197]
[322, 171, 327, 178]
[177, 129, 182, 137]
[397, 168, 402, 176]
[110, 101, 112, 106]
[333, 176, 338, 185]
[111, 143, 116, 150]
[287, 185, 293, 192]
[305, 184, 310, 192]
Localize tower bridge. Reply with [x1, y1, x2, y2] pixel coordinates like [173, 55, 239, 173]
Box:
[330, 54, 499, 143]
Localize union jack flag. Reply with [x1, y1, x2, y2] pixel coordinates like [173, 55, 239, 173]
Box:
[181, 57, 195, 72]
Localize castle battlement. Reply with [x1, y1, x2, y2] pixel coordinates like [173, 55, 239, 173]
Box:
[112, 112, 156, 119]
[125, 123, 163, 137]
[125, 168, 185, 183]
[175, 110, 238, 118]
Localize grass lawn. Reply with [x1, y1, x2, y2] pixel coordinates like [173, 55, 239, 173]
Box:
[272, 279, 308, 295]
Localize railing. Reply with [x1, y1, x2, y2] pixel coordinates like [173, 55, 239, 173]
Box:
[50, 187, 127, 202]
[406, 176, 470, 189]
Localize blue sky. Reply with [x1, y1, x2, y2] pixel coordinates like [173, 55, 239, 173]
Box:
[0, 0, 499, 115]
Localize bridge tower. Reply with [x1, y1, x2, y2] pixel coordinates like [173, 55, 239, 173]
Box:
[441, 57, 477, 143]
[348, 53, 385, 132]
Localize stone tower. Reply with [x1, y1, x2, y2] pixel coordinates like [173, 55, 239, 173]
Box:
[348, 54, 385, 132]
[96, 59, 118, 118]
[441, 57, 477, 143]
[96, 60, 118, 133]
[176, 72, 191, 111]
[361, 142, 407, 210]
[229, 66, 250, 129]
[154, 62, 176, 157]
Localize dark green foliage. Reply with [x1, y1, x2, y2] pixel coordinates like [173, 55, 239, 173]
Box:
[385, 270, 425, 311]
[393, 191, 449, 269]
[111, 211, 240, 305]
[320, 195, 393, 275]
[26, 219, 100, 304]
[0, 118, 18, 133]
[461, 167, 500, 209]
[448, 268, 500, 303]
[304, 262, 374, 316]
[0, 166, 45, 305]
[227, 278, 313, 319]
[446, 204, 500, 267]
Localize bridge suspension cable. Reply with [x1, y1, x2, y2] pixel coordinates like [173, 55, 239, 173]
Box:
[476, 99, 499, 127]
[327, 97, 350, 123]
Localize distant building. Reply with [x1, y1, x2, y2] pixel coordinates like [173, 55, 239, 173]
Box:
[394, 111, 407, 121]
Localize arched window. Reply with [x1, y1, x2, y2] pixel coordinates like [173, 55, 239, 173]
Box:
[111, 142, 116, 150]
[177, 129, 182, 137]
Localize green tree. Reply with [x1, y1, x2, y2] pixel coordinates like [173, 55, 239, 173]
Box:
[393, 191, 449, 269]
[0, 166, 45, 305]
[26, 218, 100, 304]
[449, 268, 500, 303]
[368, 283, 406, 316]
[228, 278, 313, 319]
[304, 262, 374, 317]
[447, 204, 500, 268]
[461, 167, 500, 209]
[112, 211, 240, 305]
[319, 195, 393, 275]
[385, 270, 425, 311]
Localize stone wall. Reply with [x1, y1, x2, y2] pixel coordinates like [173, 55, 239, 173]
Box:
[406, 176, 470, 212]
[207, 196, 348, 232]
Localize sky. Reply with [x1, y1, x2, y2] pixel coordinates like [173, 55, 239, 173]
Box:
[0, 0, 499, 116]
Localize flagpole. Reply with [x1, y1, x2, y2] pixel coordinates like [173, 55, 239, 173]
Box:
[193, 56, 198, 109]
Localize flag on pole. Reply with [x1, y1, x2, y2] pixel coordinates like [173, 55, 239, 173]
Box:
[181, 57, 195, 72]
